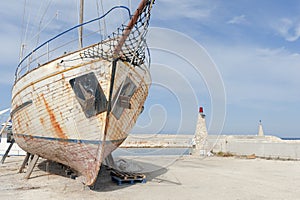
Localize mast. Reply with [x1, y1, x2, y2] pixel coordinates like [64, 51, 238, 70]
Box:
[113, 0, 149, 58]
[78, 0, 84, 48]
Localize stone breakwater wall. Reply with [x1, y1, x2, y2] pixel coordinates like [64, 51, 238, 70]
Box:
[208, 135, 300, 159]
[121, 134, 300, 159]
[1, 134, 299, 159]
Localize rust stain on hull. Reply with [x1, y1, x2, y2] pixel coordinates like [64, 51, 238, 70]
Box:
[17, 118, 21, 130]
[40, 117, 45, 126]
[41, 93, 68, 139]
[11, 48, 151, 187]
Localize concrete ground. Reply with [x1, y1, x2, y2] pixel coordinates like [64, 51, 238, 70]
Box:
[0, 155, 299, 200]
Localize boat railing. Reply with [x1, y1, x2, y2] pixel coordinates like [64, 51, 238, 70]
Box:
[15, 5, 152, 82]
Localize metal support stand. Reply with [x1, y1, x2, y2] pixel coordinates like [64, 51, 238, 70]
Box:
[24, 154, 39, 179]
[1, 139, 15, 164]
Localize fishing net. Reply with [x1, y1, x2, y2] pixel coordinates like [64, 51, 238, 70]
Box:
[80, 0, 154, 66]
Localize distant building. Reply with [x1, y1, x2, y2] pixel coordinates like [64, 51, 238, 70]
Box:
[258, 120, 264, 136]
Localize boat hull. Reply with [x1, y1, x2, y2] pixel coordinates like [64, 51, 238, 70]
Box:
[11, 48, 151, 185]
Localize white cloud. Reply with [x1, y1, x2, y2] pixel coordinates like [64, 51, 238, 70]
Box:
[146, 27, 226, 134]
[205, 43, 300, 136]
[208, 44, 300, 106]
[227, 15, 247, 25]
[274, 18, 300, 42]
[2, 1, 300, 136]
[155, 0, 216, 21]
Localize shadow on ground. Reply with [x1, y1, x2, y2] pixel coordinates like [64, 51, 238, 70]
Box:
[36, 157, 168, 192]
[36, 160, 72, 179]
[91, 158, 168, 191]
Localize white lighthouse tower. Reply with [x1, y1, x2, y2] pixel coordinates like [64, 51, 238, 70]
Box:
[192, 107, 208, 156]
[258, 120, 264, 136]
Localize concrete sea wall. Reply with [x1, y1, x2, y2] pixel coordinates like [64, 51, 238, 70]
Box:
[208, 135, 300, 159]
[121, 134, 300, 160]
[1, 134, 299, 159]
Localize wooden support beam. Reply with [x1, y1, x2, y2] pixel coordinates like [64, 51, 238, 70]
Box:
[0, 115, 11, 137]
[1, 139, 15, 164]
[19, 152, 31, 173]
[24, 154, 39, 179]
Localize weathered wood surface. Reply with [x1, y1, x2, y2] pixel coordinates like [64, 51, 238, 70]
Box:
[19, 152, 31, 173]
[24, 154, 40, 179]
[0, 139, 15, 164]
[11, 44, 151, 186]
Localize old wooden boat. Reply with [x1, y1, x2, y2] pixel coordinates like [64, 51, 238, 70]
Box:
[11, 0, 154, 186]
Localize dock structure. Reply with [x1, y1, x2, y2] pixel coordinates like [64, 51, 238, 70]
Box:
[191, 107, 208, 156]
[120, 134, 192, 148]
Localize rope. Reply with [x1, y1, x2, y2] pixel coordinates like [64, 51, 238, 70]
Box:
[80, 0, 154, 67]
[16, 1, 155, 80]
[35, 0, 53, 47]
[95, 0, 102, 39]
[100, 0, 108, 38]
[16, 5, 132, 79]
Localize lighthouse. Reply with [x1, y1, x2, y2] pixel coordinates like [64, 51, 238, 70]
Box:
[258, 120, 264, 136]
[192, 107, 208, 156]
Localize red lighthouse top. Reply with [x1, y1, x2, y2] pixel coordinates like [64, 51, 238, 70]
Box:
[199, 107, 203, 113]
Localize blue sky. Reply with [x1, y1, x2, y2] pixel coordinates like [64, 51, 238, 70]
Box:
[1, 1, 300, 137]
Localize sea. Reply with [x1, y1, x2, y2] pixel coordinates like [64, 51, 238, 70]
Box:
[281, 138, 300, 140]
[112, 148, 191, 157]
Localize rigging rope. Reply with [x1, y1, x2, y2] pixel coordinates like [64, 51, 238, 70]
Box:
[100, 0, 108, 38]
[95, 0, 102, 39]
[16, 1, 155, 80]
[80, 0, 154, 67]
[35, 0, 53, 47]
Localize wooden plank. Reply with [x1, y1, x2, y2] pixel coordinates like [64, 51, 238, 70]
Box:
[19, 152, 31, 173]
[110, 169, 146, 180]
[0, 116, 11, 137]
[24, 154, 39, 179]
[111, 175, 146, 185]
[1, 139, 15, 164]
